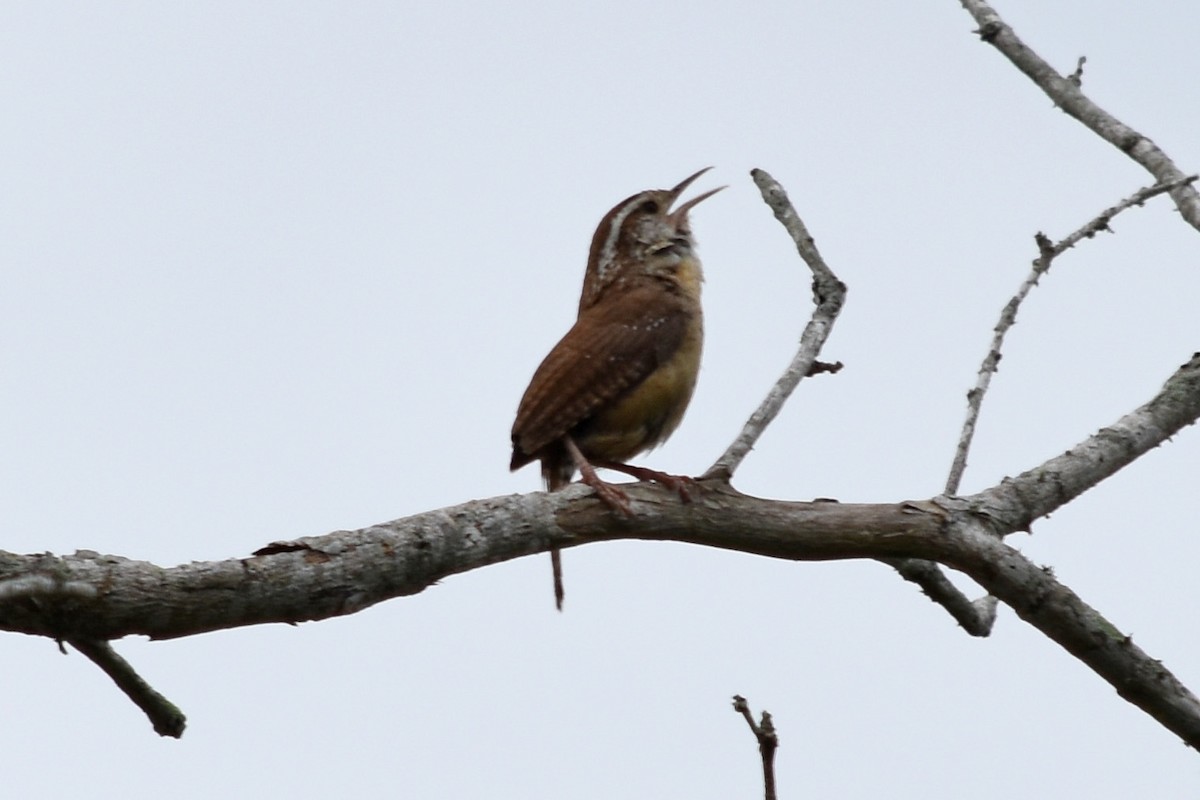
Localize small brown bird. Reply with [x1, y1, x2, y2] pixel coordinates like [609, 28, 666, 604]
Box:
[510, 168, 722, 609]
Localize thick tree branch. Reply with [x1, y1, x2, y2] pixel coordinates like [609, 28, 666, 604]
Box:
[3, 338, 1199, 743]
[976, 351, 1200, 530]
[704, 168, 846, 481]
[4, 474, 1199, 743]
[24, 344, 1200, 742]
[958, 0, 1200, 232]
[3, 352, 1196, 739]
[931, 506, 1200, 747]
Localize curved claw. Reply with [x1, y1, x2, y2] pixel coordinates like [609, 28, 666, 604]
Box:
[580, 471, 634, 516]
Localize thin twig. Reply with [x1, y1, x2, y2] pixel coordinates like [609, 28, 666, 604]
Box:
[1065, 56, 1086, 89]
[732, 695, 778, 800]
[704, 169, 847, 480]
[721, 172, 994, 631]
[67, 638, 187, 738]
[944, 176, 1196, 495]
[959, 0, 1200, 232]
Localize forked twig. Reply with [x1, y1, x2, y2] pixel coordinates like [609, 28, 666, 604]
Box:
[733, 695, 779, 800]
[711, 172, 997, 633]
[705, 169, 847, 481]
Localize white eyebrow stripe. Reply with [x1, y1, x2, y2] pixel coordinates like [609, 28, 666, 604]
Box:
[597, 194, 647, 285]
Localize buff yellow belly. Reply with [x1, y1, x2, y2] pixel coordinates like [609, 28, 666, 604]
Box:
[579, 310, 703, 461]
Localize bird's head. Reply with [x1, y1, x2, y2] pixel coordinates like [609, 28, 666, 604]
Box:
[580, 167, 724, 311]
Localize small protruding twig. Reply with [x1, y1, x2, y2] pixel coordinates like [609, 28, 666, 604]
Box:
[807, 360, 844, 377]
[944, 175, 1197, 496]
[67, 638, 187, 738]
[0, 562, 188, 737]
[1066, 56, 1086, 89]
[732, 695, 779, 800]
[705, 169, 847, 481]
[885, 557, 998, 636]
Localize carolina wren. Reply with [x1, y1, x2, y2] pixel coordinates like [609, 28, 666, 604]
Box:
[510, 167, 723, 609]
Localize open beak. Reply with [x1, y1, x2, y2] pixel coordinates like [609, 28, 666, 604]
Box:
[668, 167, 725, 221]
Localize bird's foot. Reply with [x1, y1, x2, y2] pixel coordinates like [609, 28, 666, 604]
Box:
[595, 461, 698, 504]
[561, 435, 635, 516]
[578, 468, 634, 516]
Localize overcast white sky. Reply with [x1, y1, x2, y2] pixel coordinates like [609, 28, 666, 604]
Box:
[3, 2, 1200, 797]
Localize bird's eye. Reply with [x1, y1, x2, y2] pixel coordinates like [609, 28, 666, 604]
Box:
[639, 200, 659, 214]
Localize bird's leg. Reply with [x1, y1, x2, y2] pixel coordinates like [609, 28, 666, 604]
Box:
[592, 460, 698, 503]
[562, 436, 634, 516]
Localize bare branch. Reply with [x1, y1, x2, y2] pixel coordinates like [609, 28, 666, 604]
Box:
[934, 506, 1200, 748]
[978, 351, 1200, 528]
[959, 0, 1200, 232]
[1, 496, 1195, 743]
[704, 168, 847, 481]
[945, 177, 1197, 496]
[0, 359, 1196, 740]
[67, 638, 186, 738]
[1049, 176, 1197, 254]
[0, 563, 186, 735]
[703, 173, 979, 635]
[884, 557, 997, 636]
[732, 695, 778, 800]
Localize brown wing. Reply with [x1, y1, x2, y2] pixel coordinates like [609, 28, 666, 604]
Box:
[511, 282, 687, 469]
